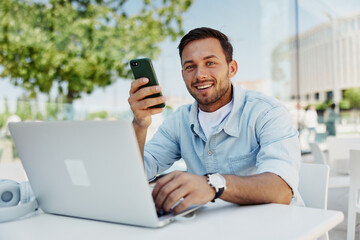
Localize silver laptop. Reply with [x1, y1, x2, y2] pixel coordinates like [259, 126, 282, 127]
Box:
[8, 120, 200, 228]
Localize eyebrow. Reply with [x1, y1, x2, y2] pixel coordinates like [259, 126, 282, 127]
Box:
[182, 55, 219, 67]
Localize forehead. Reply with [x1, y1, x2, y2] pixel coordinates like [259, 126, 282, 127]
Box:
[181, 38, 226, 63]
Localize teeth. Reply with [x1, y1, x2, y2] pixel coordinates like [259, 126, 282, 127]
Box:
[197, 84, 212, 89]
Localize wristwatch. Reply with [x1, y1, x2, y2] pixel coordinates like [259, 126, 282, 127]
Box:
[206, 173, 226, 202]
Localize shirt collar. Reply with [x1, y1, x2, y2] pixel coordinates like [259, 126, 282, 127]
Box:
[189, 83, 246, 138]
[189, 101, 201, 137]
[223, 84, 245, 137]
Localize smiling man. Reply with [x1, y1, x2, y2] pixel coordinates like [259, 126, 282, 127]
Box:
[181, 37, 235, 112]
[128, 27, 302, 214]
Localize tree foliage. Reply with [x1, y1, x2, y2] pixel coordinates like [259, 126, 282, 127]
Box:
[0, 0, 192, 103]
[16, 97, 33, 121]
[343, 88, 360, 109]
[86, 110, 108, 120]
[0, 98, 11, 129]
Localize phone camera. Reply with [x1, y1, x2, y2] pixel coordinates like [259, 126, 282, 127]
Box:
[131, 62, 138, 66]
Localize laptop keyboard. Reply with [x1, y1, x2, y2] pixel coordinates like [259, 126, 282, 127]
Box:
[157, 208, 174, 217]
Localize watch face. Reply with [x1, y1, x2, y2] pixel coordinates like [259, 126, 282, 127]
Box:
[210, 174, 226, 188]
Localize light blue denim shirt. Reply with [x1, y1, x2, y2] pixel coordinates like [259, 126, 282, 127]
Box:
[144, 84, 302, 205]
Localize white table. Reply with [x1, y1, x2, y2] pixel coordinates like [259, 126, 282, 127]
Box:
[0, 200, 343, 240]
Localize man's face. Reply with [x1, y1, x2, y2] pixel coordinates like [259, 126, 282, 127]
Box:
[181, 38, 237, 112]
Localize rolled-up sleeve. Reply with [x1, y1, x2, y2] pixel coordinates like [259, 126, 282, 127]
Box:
[255, 105, 301, 197]
[144, 114, 182, 181]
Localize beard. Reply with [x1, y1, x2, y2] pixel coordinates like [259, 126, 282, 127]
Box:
[187, 73, 231, 107]
[191, 81, 230, 106]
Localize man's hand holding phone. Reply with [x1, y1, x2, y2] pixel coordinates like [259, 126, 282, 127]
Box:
[128, 77, 166, 129]
[128, 58, 167, 155]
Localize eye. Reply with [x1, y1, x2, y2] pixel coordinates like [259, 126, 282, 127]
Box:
[185, 65, 194, 70]
[207, 61, 215, 66]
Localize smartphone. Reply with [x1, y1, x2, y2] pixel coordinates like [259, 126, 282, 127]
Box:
[130, 58, 165, 109]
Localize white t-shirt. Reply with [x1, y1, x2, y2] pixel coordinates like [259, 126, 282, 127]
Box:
[198, 99, 234, 140]
[304, 109, 318, 128]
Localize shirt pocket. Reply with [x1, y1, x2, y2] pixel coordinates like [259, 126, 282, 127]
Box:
[228, 146, 259, 176]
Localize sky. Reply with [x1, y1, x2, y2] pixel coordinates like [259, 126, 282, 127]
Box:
[1, 0, 360, 113]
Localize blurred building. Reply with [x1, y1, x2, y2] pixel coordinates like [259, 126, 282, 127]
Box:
[272, 11, 360, 103]
[235, 79, 271, 96]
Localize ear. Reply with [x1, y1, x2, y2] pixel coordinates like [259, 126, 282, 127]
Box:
[228, 60, 238, 78]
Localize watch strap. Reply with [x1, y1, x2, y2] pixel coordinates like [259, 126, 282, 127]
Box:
[212, 186, 224, 202]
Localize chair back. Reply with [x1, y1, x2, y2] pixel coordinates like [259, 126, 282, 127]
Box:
[309, 142, 327, 164]
[309, 141, 350, 189]
[349, 150, 360, 191]
[327, 136, 360, 173]
[298, 163, 330, 209]
[347, 150, 360, 240]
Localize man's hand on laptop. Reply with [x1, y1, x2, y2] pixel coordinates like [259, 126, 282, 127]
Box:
[152, 171, 215, 214]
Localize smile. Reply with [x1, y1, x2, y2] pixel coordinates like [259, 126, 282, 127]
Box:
[196, 84, 213, 90]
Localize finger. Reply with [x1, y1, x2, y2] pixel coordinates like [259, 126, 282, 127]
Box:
[162, 187, 188, 213]
[140, 96, 167, 109]
[129, 86, 163, 107]
[130, 79, 162, 100]
[153, 173, 181, 211]
[154, 180, 182, 212]
[130, 78, 149, 95]
[152, 171, 177, 199]
[134, 85, 162, 100]
[129, 93, 166, 112]
[172, 194, 195, 214]
[152, 174, 173, 200]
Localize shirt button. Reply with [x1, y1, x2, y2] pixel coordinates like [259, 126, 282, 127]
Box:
[208, 151, 212, 156]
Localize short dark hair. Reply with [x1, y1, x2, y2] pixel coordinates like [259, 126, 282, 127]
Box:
[178, 27, 233, 63]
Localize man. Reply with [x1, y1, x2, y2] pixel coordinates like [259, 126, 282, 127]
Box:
[325, 103, 337, 136]
[128, 27, 302, 215]
[304, 105, 318, 143]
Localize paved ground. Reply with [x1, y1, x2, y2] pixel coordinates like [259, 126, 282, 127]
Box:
[302, 153, 359, 240]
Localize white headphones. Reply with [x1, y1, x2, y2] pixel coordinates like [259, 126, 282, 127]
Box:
[0, 179, 38, 223]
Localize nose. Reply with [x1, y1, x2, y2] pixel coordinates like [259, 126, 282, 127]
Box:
[195, 65, 208, 80]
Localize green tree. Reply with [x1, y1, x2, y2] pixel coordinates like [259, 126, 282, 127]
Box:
[0, 98, 11, 129]
[46, 100, 60, 120]
[86, 110, 108, 120]
[343, 88, 360, 109]
[339, 99, 351, 110]
[15, 97, 33, 120]
[315, 101, 329, 111]
[0, 0, 192, 103]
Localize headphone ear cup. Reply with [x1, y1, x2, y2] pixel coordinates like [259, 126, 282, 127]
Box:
[20, 182, 35, 204]
[0, 179, 21, 207]
[0, 180, 38, 223]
